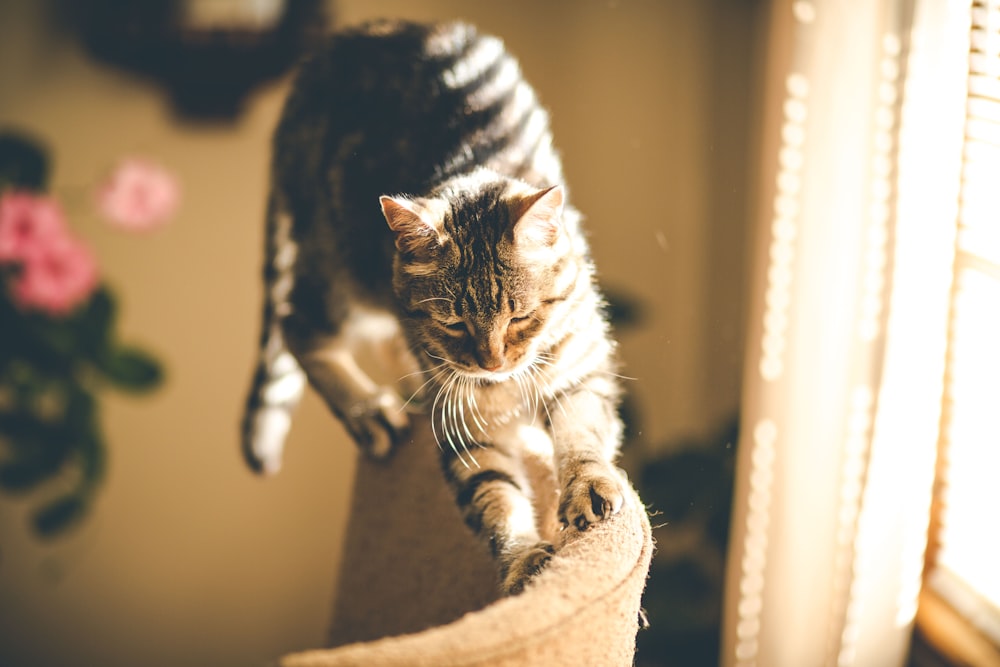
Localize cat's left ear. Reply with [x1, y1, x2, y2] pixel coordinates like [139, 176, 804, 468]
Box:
[511, 185, 565, 248]
[380, 195, 446, 256]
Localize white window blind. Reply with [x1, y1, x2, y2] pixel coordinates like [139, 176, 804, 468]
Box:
[926, 0, 1000, 650]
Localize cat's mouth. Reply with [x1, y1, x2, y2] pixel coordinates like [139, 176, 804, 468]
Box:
[423, 350, 539, 384]
[455, 357, 537, 383]
[463, 367, 515, 382]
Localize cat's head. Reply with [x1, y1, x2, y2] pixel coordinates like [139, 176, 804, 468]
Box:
[380, 174, 581, 381]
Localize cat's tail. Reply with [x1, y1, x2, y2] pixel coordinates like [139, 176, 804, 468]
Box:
[241, 192, 306, 475]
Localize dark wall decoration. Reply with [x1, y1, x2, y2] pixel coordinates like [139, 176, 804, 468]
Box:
[59, 0, 328, 120]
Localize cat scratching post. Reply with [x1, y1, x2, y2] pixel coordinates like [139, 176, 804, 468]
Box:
[280, 417, 653, 667]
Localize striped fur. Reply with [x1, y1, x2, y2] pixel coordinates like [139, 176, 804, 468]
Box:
[242, 20, 626, 594]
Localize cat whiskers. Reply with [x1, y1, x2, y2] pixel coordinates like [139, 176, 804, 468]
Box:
[449, 373, 479, 468]
[431, 367, 479, 469]
[512, 369, 538, 425]
[536, 350, 637, 382]
[456, 376, 480, 451]
[397, 360, 448, 383]
[464, 376, 490, 435]
[461, 375, 486, 445]
[424, 350, 453, 365]
[421, 352, 469, 464]
[523, 356, 571, 423]
[520, 363, 549, 426]
[399, 364, 450, 412]
[430, 369, 460, 465]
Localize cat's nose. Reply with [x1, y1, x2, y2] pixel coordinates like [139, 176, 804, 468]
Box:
[477, 350, 504, 372]
[477, 336, 505, 372]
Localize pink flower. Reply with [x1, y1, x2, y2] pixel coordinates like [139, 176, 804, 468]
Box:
[0, 190, 99, 316]
[0, 191, 69, 263]
[96, 157, 180, 231]
[12, 234, 99, 316]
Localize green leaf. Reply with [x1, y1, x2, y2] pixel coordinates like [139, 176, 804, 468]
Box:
[0, 409, 61, 445]
[32, 494, 87, 538]
[98, 345, 163, 391]
[13, 320, 76, 377]
[0, 442, 73, 493]
[0, 131, 49, 192]
[71, 287, 117, 359]
[60, 384, 96, 435]
[0, 415, 77, 494]
[0, 460, 56, 492]
[0, 381, 101, 494]
[78, 428, 106, 489]
[2, 288, 113, 375]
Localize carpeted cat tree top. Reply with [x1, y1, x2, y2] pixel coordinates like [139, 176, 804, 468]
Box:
[279, 418, 653, 667]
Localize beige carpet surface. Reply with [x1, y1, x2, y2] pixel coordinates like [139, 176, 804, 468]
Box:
[282, 418, 652, 667]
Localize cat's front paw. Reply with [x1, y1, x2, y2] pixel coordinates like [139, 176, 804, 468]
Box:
[501, 542, 556, 595]
[558, 461, 626, 531]
[344, 388, 410, 459]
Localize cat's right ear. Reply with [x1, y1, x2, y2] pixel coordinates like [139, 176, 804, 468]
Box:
[380, 196, 446, 256]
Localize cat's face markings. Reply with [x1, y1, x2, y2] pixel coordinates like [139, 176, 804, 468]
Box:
[404, 271, 547, 378]
[385, 181, 569, 379]
[422, 270, 559, 379]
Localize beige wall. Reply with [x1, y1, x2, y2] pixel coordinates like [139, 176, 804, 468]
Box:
[0, 1, 759, 665]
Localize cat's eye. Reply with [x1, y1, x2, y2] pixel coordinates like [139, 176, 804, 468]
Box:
[443, 320, 468, 334]
[510, 314, 532, 325]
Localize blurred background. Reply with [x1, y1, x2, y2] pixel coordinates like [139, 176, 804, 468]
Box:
[0, 1, 763, 665]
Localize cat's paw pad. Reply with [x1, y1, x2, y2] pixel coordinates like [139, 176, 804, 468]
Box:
[558, 463, 626, 531]
[501, 542, 556, 595]
[346, 389, 410, 459]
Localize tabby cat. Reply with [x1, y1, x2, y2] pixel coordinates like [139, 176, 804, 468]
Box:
[242, 19, 627, 595]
